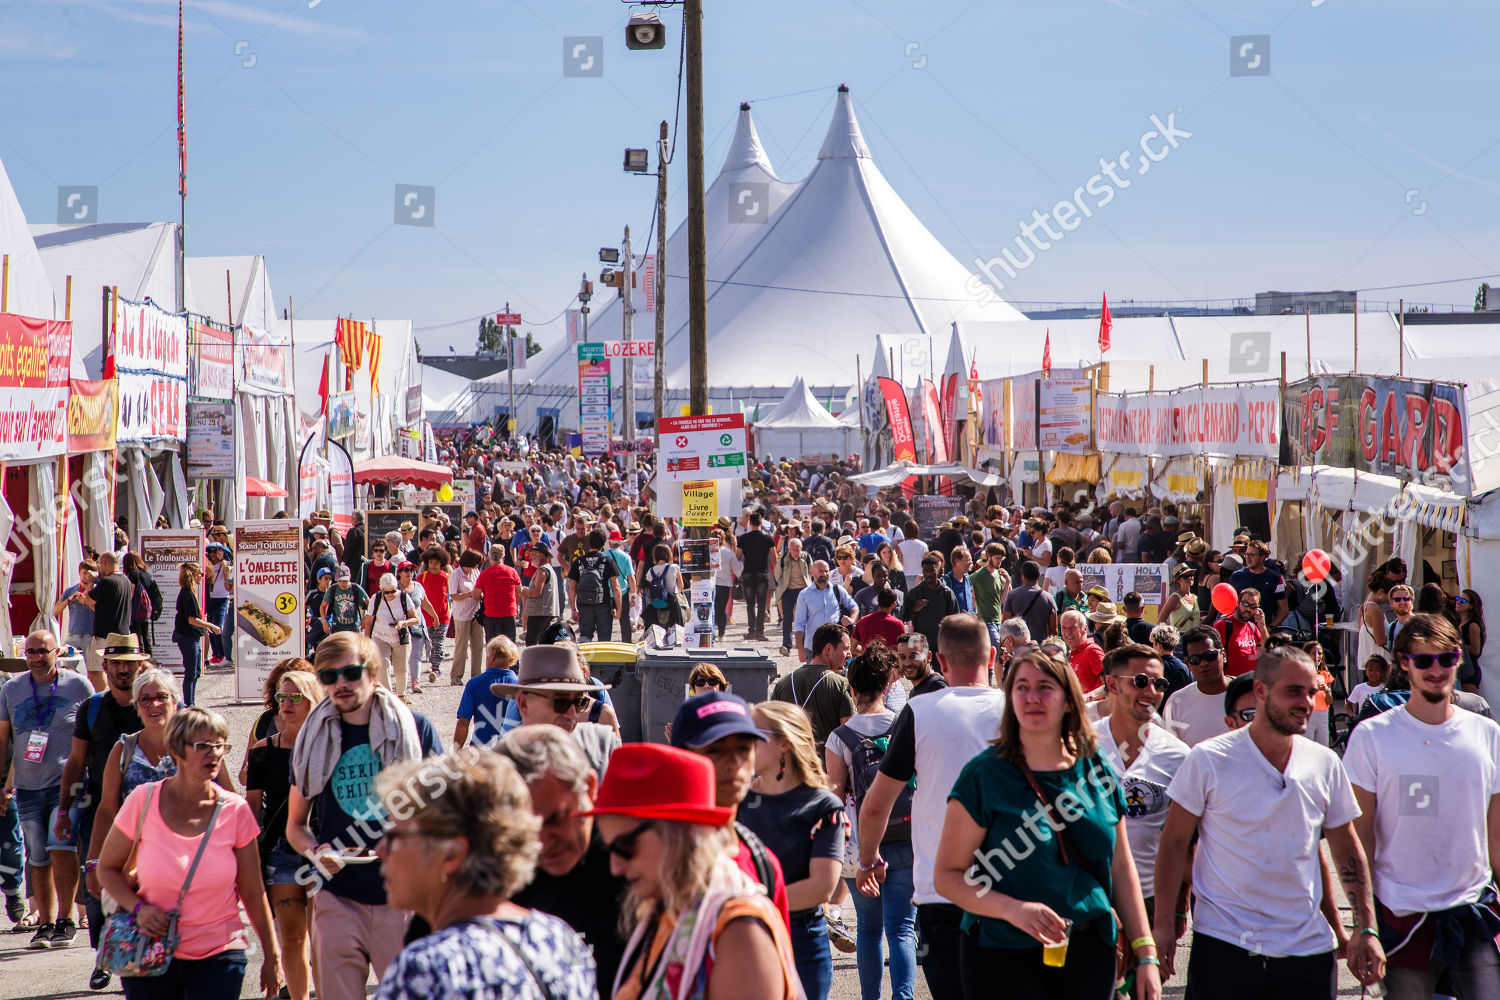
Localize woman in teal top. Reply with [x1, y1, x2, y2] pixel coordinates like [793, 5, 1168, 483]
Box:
[934, 648, 1162, 1000]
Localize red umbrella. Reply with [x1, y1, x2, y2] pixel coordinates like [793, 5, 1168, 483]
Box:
[351, 456, 454, 489]
[244, 476, 288, 498]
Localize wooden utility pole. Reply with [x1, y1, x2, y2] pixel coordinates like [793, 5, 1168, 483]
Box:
[654, 120, 668, 456]
[686, 0, 708, 415]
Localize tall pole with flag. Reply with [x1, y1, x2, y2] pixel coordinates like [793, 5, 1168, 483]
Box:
[1042, 328, 1052, 377]
[1098, 293, 1113, 358]
[175, 0, 186, 312]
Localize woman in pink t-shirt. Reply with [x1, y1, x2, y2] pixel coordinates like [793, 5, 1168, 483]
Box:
[98, 706, 282, 999]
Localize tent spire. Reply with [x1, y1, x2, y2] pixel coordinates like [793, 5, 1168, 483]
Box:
[817, 85, 871, 161]
[720, 101, 777, 175]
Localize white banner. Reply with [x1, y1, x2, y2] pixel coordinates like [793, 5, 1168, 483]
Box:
[329, 441, 355, 535]
[113, 299, 188, 378]
[139, 530, 203, 678]
[233, 520, 305, 700]
[1096, 385, 1280, 459]
[1073, 564, 1170, 622]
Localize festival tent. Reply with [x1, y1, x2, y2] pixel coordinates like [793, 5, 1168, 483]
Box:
[752, 377, 857, 461]
[505, 86, 1026, 435]
[419, 364, 474, 426]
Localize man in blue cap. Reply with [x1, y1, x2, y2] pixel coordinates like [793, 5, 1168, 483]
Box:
[670, 691, 790, 929]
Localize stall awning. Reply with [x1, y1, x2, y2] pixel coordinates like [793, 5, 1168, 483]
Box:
[848, 461, 1007, 489]
[352, 456, 454, 488]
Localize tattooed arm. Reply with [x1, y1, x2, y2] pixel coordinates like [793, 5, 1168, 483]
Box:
[1325, 820, 1384, 987]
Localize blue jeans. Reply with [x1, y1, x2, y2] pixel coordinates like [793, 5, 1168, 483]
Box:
[177, 638, 201, 706]
[206, 598, 232, 660]
[122, 949, 247, 999]
[0, 799, 21, 896]
[985, 622, 1002, 648]
[847, 838, 918, 1000]
[15, 786, 74, 867]
[790, 909, 834, 1000]
[76, 809, 104, 948]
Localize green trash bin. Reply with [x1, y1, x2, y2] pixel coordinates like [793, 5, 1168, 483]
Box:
[637, 647, 779, 745]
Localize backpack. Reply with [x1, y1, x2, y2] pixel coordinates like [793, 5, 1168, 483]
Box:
[646, 565, 671, 610]
[131, 578, 153, 623]
[734, 821, 778, 898]
[833, 720, 914, 844]
[576, 552, 608, 607]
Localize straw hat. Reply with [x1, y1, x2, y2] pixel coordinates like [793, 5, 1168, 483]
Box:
[1087, 602, 1124, 624]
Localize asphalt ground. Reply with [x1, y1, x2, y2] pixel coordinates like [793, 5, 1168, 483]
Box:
[1, 609, 1371, 999]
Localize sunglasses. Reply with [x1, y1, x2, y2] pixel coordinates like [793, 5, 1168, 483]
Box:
[1185, 651, 1220, 665]
[1234, 708, 1256, 723]
[1456, 597, 1470, 606]
[24, 647, 54, 656]
[1391, 596, 1412, 603]
[1117, 673, 1170, 693]
[188, 741, 233, 755]
[1404, 651, 1462, 671]
[543, 694, 592, 714]
[275, 692, 308, 704]
[690, 680, 723, 691]
[318, 665, 366, 685]
[605, 820, 655, 861]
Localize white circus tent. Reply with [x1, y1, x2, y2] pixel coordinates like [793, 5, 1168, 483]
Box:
[752, 376, 857, 461]
[497, 86, 1025, 437]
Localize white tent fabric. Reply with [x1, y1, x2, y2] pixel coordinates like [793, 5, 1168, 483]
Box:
[753, 377, 856, 460]
[421, 364, 473, 416]
[1, 162, 57, 321]
[508, 88, 1025, 433]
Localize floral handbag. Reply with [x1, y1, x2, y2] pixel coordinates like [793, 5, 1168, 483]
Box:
[96, 789, 224, 979]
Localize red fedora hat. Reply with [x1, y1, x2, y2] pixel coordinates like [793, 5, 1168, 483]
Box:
[577, 744, 732, 826]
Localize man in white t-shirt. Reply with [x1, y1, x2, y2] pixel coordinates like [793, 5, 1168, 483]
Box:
[1153, 646, 1386, 995]
[855, 614, 1003, 1000]
[1094, 643, 1190, 929]
[1344, 613, 1500, 999]
[1162, 625, 1233, 747]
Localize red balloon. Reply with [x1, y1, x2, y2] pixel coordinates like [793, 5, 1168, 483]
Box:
[1211, 582, 1239, 616]
[1301, 549, 1331, 584]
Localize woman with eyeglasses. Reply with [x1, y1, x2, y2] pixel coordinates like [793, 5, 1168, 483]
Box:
[363, 572, 423, 702]
[830, 544, 858, 592]
[97, 706, 282, 999]
[1457, 588, 1485, 693]
[371, 750, 597, 1000]
[583, 743, 801, 1000]
[687, 661, 728, 695]
[246, 670, 323, 1000]
[172, 561, 218, 706]
[934, 649, 1161, 1000]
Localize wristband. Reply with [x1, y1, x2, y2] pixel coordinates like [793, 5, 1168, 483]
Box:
[857, 858, 886, 871]
[1174, 912, 1189, 920]
[82, 859, 98, 873]
[1136, 956, 1161, 968]
[1359, 926, 1380, 939]
[131, 900, 146, 917]
[1130, 936, 1156, 952]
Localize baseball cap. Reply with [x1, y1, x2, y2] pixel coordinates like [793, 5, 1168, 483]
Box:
[335, 565, 352, 580]
[310, 524, 329, 537]
[669, 692, 768, 750]
[317, 567, 333, 580]
[1224, 674, 1256, 717]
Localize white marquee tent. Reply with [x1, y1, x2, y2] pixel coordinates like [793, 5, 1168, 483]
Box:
[752, 376, 857, 460]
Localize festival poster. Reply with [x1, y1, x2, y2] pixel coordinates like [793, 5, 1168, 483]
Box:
[682, 481, 718, 527]
[139, 530, 204, 678]
[233, 520, 305, 700]
[688, 578, 715, 649]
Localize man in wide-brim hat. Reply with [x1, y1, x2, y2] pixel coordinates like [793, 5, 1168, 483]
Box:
[492, 645, 618, 775]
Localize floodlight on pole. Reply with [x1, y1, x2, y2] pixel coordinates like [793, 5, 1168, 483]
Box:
[599, 247, 620, 264]
[623, 148, 650, 173]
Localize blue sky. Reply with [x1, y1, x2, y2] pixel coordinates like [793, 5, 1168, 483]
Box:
[3, 0, 1498, 355]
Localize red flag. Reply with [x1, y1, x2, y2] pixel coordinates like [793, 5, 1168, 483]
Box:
[1099, 294, 1113, 354]
[877, 377, 917, 462]
[1042, 328, 1052, 376]
[922, 378, 948, 463]
[318, 354, 330, 415]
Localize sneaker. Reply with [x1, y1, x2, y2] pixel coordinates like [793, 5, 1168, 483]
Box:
[779, 646, 791, 657]
[825, 910, 857, 953]
[89, 969, 111, 991]
[50, 918, 78, 948]
[427, 669, 439, 684]
[28, 923, 54, 949]
[4, 893, 22, 925]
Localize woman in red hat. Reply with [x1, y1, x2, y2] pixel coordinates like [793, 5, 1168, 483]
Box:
[584, 744, 801, 1000]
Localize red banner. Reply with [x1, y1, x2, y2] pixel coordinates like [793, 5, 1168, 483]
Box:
[939, 372, 959, 457]
[879, 377, 916, 462]
[921, 379, 947, 463]
[0, 313, 71, 461]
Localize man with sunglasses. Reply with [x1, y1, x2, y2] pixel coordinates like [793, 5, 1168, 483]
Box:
[1384, 584, 1417, 648]
[1094, 643, 1189, 936]
[287, 633, 421, 1000]
[1343, 613, 1500, 998]
[1163, 625, 1234, 747]
[492, 645, 619, 777]
[1215, 587, 1268, 679]
[0, 630, 94, 949]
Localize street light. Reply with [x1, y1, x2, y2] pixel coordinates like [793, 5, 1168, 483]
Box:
[599, 247, 620, 263]
[623, 148, 650, 173]
[625, 11, 666, 49]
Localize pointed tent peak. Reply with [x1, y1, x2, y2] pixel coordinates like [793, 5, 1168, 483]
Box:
[818, 86, 871, 161]
[720, 102, 775, 174]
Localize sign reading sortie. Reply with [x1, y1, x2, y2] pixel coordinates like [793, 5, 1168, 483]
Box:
[1095, 385, 1280, 460]
[0, 313, 72, 462]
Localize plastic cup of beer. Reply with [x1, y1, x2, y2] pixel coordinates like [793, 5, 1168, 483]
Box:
[1324, 613, 1334, 627]
[1042, 918, 1073, 967]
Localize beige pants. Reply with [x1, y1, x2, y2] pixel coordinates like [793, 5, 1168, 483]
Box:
[450, 617, 485, 683]
[309, 890, 409, 1000]
[373, 638, 409, 693]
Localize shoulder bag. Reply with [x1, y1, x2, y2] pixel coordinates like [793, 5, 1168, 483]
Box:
[97, 789, 225, 978]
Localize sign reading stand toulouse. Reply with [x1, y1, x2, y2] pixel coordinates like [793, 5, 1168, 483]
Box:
[234, 520, 305, 700]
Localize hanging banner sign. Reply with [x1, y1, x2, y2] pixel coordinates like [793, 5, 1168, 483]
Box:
[979, 377, 1007, 450]
[601, 340, 656, 358]
[139, 530, 203, 678]
[920, 379, 947, 463]
[659, 413, 746, 484]
[239, 324, 293, 394]
[112, 299, 188, 377]
[641, 256, 656, 312]
[0, 313, 72, 462]
[682, 481, 718, 526]
[233, 520, 306, 700]
[191, 322, 234, 400]
[877, 377, 916, 462]
[328, 392, 356, 439]
[1096, 385, 1281, 460]
[405, 384, 423, 424]
[1280, 375, 1469, 495]
[67, 378, 118, 453]
[1074, 563, 1170, 623]
[1038, 376, 1092, 453]
[185, 400, 236, 478]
